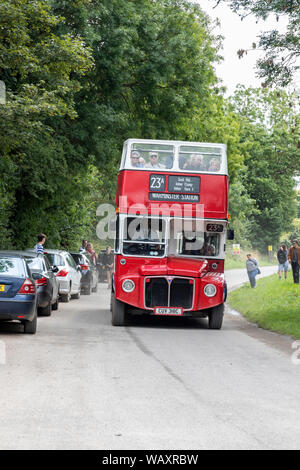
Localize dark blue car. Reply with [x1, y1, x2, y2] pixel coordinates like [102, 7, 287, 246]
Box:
[0, 252, 37, 334]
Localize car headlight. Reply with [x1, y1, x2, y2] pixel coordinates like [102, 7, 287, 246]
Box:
[204, 284, 217, 297]
[122, 279, 135, 293]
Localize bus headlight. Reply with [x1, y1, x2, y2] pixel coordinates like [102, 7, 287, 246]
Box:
[122, 279, 135, 293]
[204, 284, 217, 297]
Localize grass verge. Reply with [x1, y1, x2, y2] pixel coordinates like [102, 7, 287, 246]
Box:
[228, 274, 300, 339]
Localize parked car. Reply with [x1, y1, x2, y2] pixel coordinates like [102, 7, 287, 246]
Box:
[0, 252, 37, 334]
[44, 249, 82, 302]
[22, 251, 59, 316]
[70, 252, 98, 295]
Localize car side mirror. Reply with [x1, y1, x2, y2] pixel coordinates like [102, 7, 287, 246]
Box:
[32, 272, 43, 280]
[227, 229, 235, 240]
[77, 265, 82, 272]
[51, 265, 59, 273]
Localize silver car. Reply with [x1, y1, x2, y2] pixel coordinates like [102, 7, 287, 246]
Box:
[44, 249, 82, 302]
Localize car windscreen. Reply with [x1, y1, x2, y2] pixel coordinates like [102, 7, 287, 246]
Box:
[0, 257, 26, 276]
[25, 257, 43, 273]
[45, 253, 65, 267]
[70, 253, 82, 264]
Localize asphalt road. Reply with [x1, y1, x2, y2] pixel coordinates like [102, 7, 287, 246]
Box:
[1, 265, 300, 450]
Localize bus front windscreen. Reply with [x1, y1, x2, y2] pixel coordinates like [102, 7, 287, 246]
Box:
[122, 217, 166, 257]
[178, 231, 220, 257]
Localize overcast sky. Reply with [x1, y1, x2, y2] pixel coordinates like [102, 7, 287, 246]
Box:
[193, 0, 290, 95]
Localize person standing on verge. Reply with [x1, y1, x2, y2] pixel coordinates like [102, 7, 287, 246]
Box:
[288, 240, 300, 284]
[277, 243, 289, 280]
[103, 246, 114, 289]
[246, 254, 259, 288]
[34, 233, 46, 255]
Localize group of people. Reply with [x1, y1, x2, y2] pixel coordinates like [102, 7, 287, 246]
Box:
[129, 150, 221, 172]
[246, 240, 300, 289]
[130, 151, 167, 169]
[181, 154, 221, 172]
[79, 240, 114, 288]
[277, 240, 300, 284]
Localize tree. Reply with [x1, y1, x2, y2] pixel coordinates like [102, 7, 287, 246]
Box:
[229, 86, 300, 251]
[0, 0, 93, 249]
[50, 0, 222, 196]
[219, 0, 300, 86]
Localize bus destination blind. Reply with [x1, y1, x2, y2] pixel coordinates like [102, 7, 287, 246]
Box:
[149, 174, 200, 202]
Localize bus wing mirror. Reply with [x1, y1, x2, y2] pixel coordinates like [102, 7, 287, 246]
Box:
[227, 229, 234, 240]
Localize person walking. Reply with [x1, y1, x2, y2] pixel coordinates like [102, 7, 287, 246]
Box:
[277, 244, 289, 280]
[288, 240, 300, 284]
[246, 254, 259, 288]
[34, 233, 46, 255]
[102, 246, 114, 289]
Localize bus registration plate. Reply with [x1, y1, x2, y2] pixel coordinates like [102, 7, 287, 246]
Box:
[155, 307, 183, 316]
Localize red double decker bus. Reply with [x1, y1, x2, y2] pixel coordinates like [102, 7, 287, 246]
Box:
[111, 139, 232, 329]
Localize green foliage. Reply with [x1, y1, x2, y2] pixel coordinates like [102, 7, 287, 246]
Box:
[222, 0, 300, 86]
[229, 86, 300, 251]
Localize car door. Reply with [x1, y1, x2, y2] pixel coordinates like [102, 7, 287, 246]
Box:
[66, 253, 81, 293]
[44, 256, 58, 302]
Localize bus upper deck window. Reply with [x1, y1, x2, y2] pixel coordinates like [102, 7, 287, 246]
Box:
[179, 146, 222, 173]
[127, 143, 175, 170]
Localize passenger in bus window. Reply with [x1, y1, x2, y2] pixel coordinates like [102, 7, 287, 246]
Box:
[183, 153, 206, 171]
[145, 152, 165, 169]
[130, 151, 144, 168]
[179, 155, 187, 169]
[208, 158, 221, 172]
[164, 154, 173, 169]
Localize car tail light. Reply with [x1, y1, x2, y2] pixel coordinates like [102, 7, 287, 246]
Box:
[35, 277, 47, 286]
[18, 279, 35, 294]
[56, 269, 69, 277]
[80, 264, 89, 271]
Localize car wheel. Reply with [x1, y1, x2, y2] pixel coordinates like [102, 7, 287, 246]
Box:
[92, 281, 98, 293]
[60, 286, 71, 303]
[23, 308, 37, 334]
[111, 295, 127, 326]
[71, 290, 81, 300]
[84, 283, 92, 295]
[38, 302, 52, 317]
[208, 303, 224, 330]
[52, 298, 59, 310]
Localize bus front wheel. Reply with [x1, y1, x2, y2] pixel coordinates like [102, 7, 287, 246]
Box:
[112, 296, 126, 326]
[208, 303, 224, 330]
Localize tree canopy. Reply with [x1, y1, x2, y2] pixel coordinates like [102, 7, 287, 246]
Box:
[219, 0, 300, 86]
